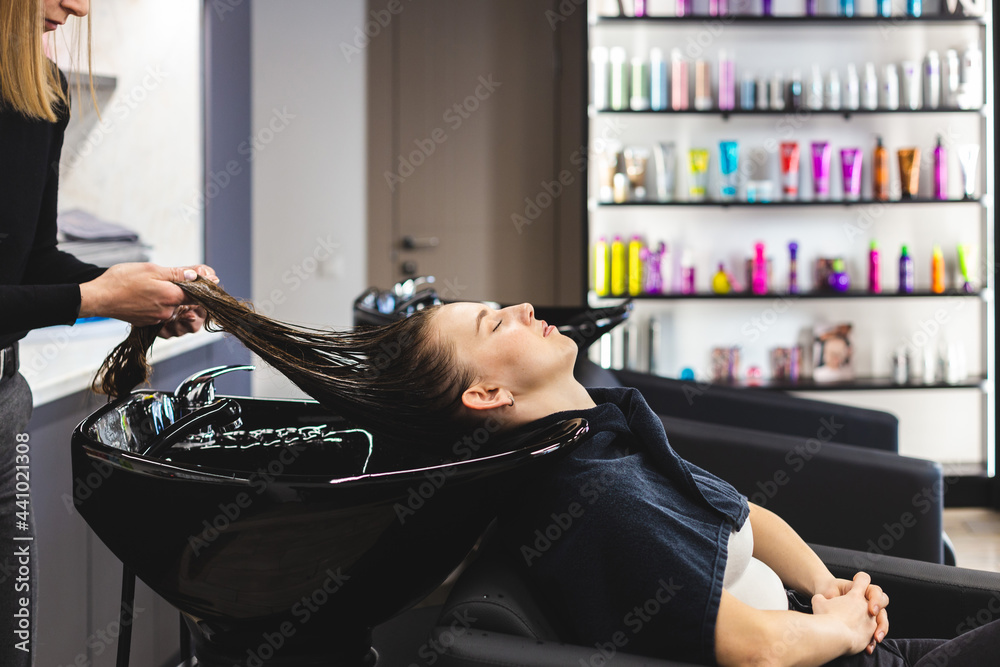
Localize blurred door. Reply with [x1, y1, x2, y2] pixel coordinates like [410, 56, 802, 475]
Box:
[367, 0, 585, 305]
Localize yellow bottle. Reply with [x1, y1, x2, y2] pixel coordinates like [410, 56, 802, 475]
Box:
[712, 263, 731, 293]
[628, 236, 644, 296]
[611, 236, 626, 296]
[593, 237, 610, 296]
[931, 245, 945, 293]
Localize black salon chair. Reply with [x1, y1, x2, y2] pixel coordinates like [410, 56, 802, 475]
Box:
[431, 532, 1000, 667]
[574, 357, 946, 564]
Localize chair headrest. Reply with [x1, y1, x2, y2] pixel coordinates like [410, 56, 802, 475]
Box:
[574, 355, 623, 389]
[438, 545, 568, 642]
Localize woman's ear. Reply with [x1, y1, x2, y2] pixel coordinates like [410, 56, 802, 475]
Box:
[462, 383, 509, 412]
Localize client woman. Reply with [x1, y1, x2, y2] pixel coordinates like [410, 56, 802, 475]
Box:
[96, 280, 1000, 667]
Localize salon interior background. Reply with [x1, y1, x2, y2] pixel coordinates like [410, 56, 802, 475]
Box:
[51, 0, 999, 506]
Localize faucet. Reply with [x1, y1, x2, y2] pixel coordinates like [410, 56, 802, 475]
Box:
[175, 364, 255, 412]
[172, 365, 254, 443]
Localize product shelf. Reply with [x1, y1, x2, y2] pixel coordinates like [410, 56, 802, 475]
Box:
[707, 374, 988, 391]
[593, 107, 984, 118]
[606, 289, 984, 299]
[595, 197, 983, 207]
[593, 15, 987, 26]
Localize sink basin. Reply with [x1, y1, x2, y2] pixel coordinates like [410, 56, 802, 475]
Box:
[72, 385, 589, 666]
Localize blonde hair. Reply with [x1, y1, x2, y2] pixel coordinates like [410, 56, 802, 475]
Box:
[0, 0, 95, 122]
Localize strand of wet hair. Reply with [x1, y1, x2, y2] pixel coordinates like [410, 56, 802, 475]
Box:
[93, 277, 462, 440]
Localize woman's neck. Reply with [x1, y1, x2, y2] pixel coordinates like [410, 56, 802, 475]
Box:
[509, 377, 597, 429]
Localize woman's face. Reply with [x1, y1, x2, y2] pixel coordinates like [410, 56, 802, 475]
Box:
[431, 301, 579, 398]
[43, 0, 89, 32]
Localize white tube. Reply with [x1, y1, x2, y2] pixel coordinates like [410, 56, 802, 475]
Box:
[861, 62, 878, 110]
[957, 144, 980, 199]
[880, 64, 899, 110]
[900, 61, 921, 110]
[591, 46, 610, 110]
[653, 142, 676, 202]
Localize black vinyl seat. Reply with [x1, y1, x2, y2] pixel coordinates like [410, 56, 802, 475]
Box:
[575, 356, 946, 564]
[575, 357, 899, 452]
[427, 356, 975, 665]
[432, 536, 1000, 667]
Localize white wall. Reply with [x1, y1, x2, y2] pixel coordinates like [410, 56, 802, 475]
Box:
[54, 0, 202, 267]
[251, 0, 368, 398]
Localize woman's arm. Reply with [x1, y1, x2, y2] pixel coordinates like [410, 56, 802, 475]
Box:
[715, 574, 877, 667]
[748, 502, 889, 652]
[748, 502, 833, 595]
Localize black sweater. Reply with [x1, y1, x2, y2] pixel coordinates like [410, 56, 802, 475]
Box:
[0, 76, 106, 348]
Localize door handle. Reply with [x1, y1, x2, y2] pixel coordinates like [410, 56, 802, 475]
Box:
[401, 235, 440, 250]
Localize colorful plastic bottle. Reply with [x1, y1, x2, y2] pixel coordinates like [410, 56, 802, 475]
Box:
[611, 236, 626, 296]
[898, 245, 915, 293]
[869, 241, 881, 293]
[594, 238, 610, 296]
[873, 136, 889, 201]
[933, 136, 948, 200]
[752, 242, 768, 295]
[628, 236, 645, 296]
[712, 264, 731, 294]
[680, 249, 695, 295]
[828, 259, 850, 292]
[788, 242, 799, 294]
[931, 245, 945, 293]
[958, 244, 974, 293]
[642, 242, 666, 294]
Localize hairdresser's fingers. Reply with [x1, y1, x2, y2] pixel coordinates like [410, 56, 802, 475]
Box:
[157, 306, 204, 339]
[181, 264, 220, 284]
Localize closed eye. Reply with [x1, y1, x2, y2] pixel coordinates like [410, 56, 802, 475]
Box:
[492, 319, 502, 332]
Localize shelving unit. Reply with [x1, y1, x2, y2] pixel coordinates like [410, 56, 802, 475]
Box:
[622, 289, 987, 299]
[712, 374, 988, 391]
[598, 197, 983, 206]
[585, 1, 995, 487]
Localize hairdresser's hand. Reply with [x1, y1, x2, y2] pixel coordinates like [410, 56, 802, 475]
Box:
[815, 574, 889, 654]
[158, 264, 218, 338]
[79, 262, 216, 327]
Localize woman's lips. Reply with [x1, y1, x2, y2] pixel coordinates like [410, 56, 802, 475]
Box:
[45, 19, 60, 31]
[544, 325, 555, 337]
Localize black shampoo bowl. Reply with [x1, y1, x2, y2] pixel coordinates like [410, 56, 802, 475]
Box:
[71, 367, 589, 666]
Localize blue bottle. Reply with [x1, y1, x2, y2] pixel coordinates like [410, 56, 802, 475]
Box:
[907, 0, 921, 17]
[876, 0, 891, 16]
[839, 0, 854, 17]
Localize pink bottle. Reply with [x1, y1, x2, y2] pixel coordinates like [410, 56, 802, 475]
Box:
[718, 51, 735, 111]
[671, 49, 689, 111]
[869, 240, 881, 293]
[752, 242, 768, 294]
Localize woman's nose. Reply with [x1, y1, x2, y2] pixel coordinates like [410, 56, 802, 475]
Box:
[63, 0, 90, 18]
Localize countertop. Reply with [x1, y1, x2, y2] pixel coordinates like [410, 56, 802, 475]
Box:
[18, 319, 223, 407]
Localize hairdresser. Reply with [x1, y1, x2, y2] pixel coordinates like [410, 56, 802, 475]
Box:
[0, 1, 217, 663]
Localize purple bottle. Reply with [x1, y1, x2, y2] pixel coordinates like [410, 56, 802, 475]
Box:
[805, 0, 818, 15]
[828, 259, 850, 292]
[898, 245, 915, 293]
[788, 242, 799, 294]
[933, 135, 948, 200]
[676, 0, 692, 16]
[633, 0, 647, 16]
[642, 242, 666, 294]
[710, 0, 728, 16]
[763, 0, 774, 15]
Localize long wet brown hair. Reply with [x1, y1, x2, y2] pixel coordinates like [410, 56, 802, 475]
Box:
[94, 278, 478, 442]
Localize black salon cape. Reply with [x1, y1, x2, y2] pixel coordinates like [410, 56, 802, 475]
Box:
[497, 387, 749, 666]
[0, 70, 106, 347]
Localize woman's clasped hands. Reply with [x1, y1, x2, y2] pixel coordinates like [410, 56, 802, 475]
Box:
[812, 572, 890, 656]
